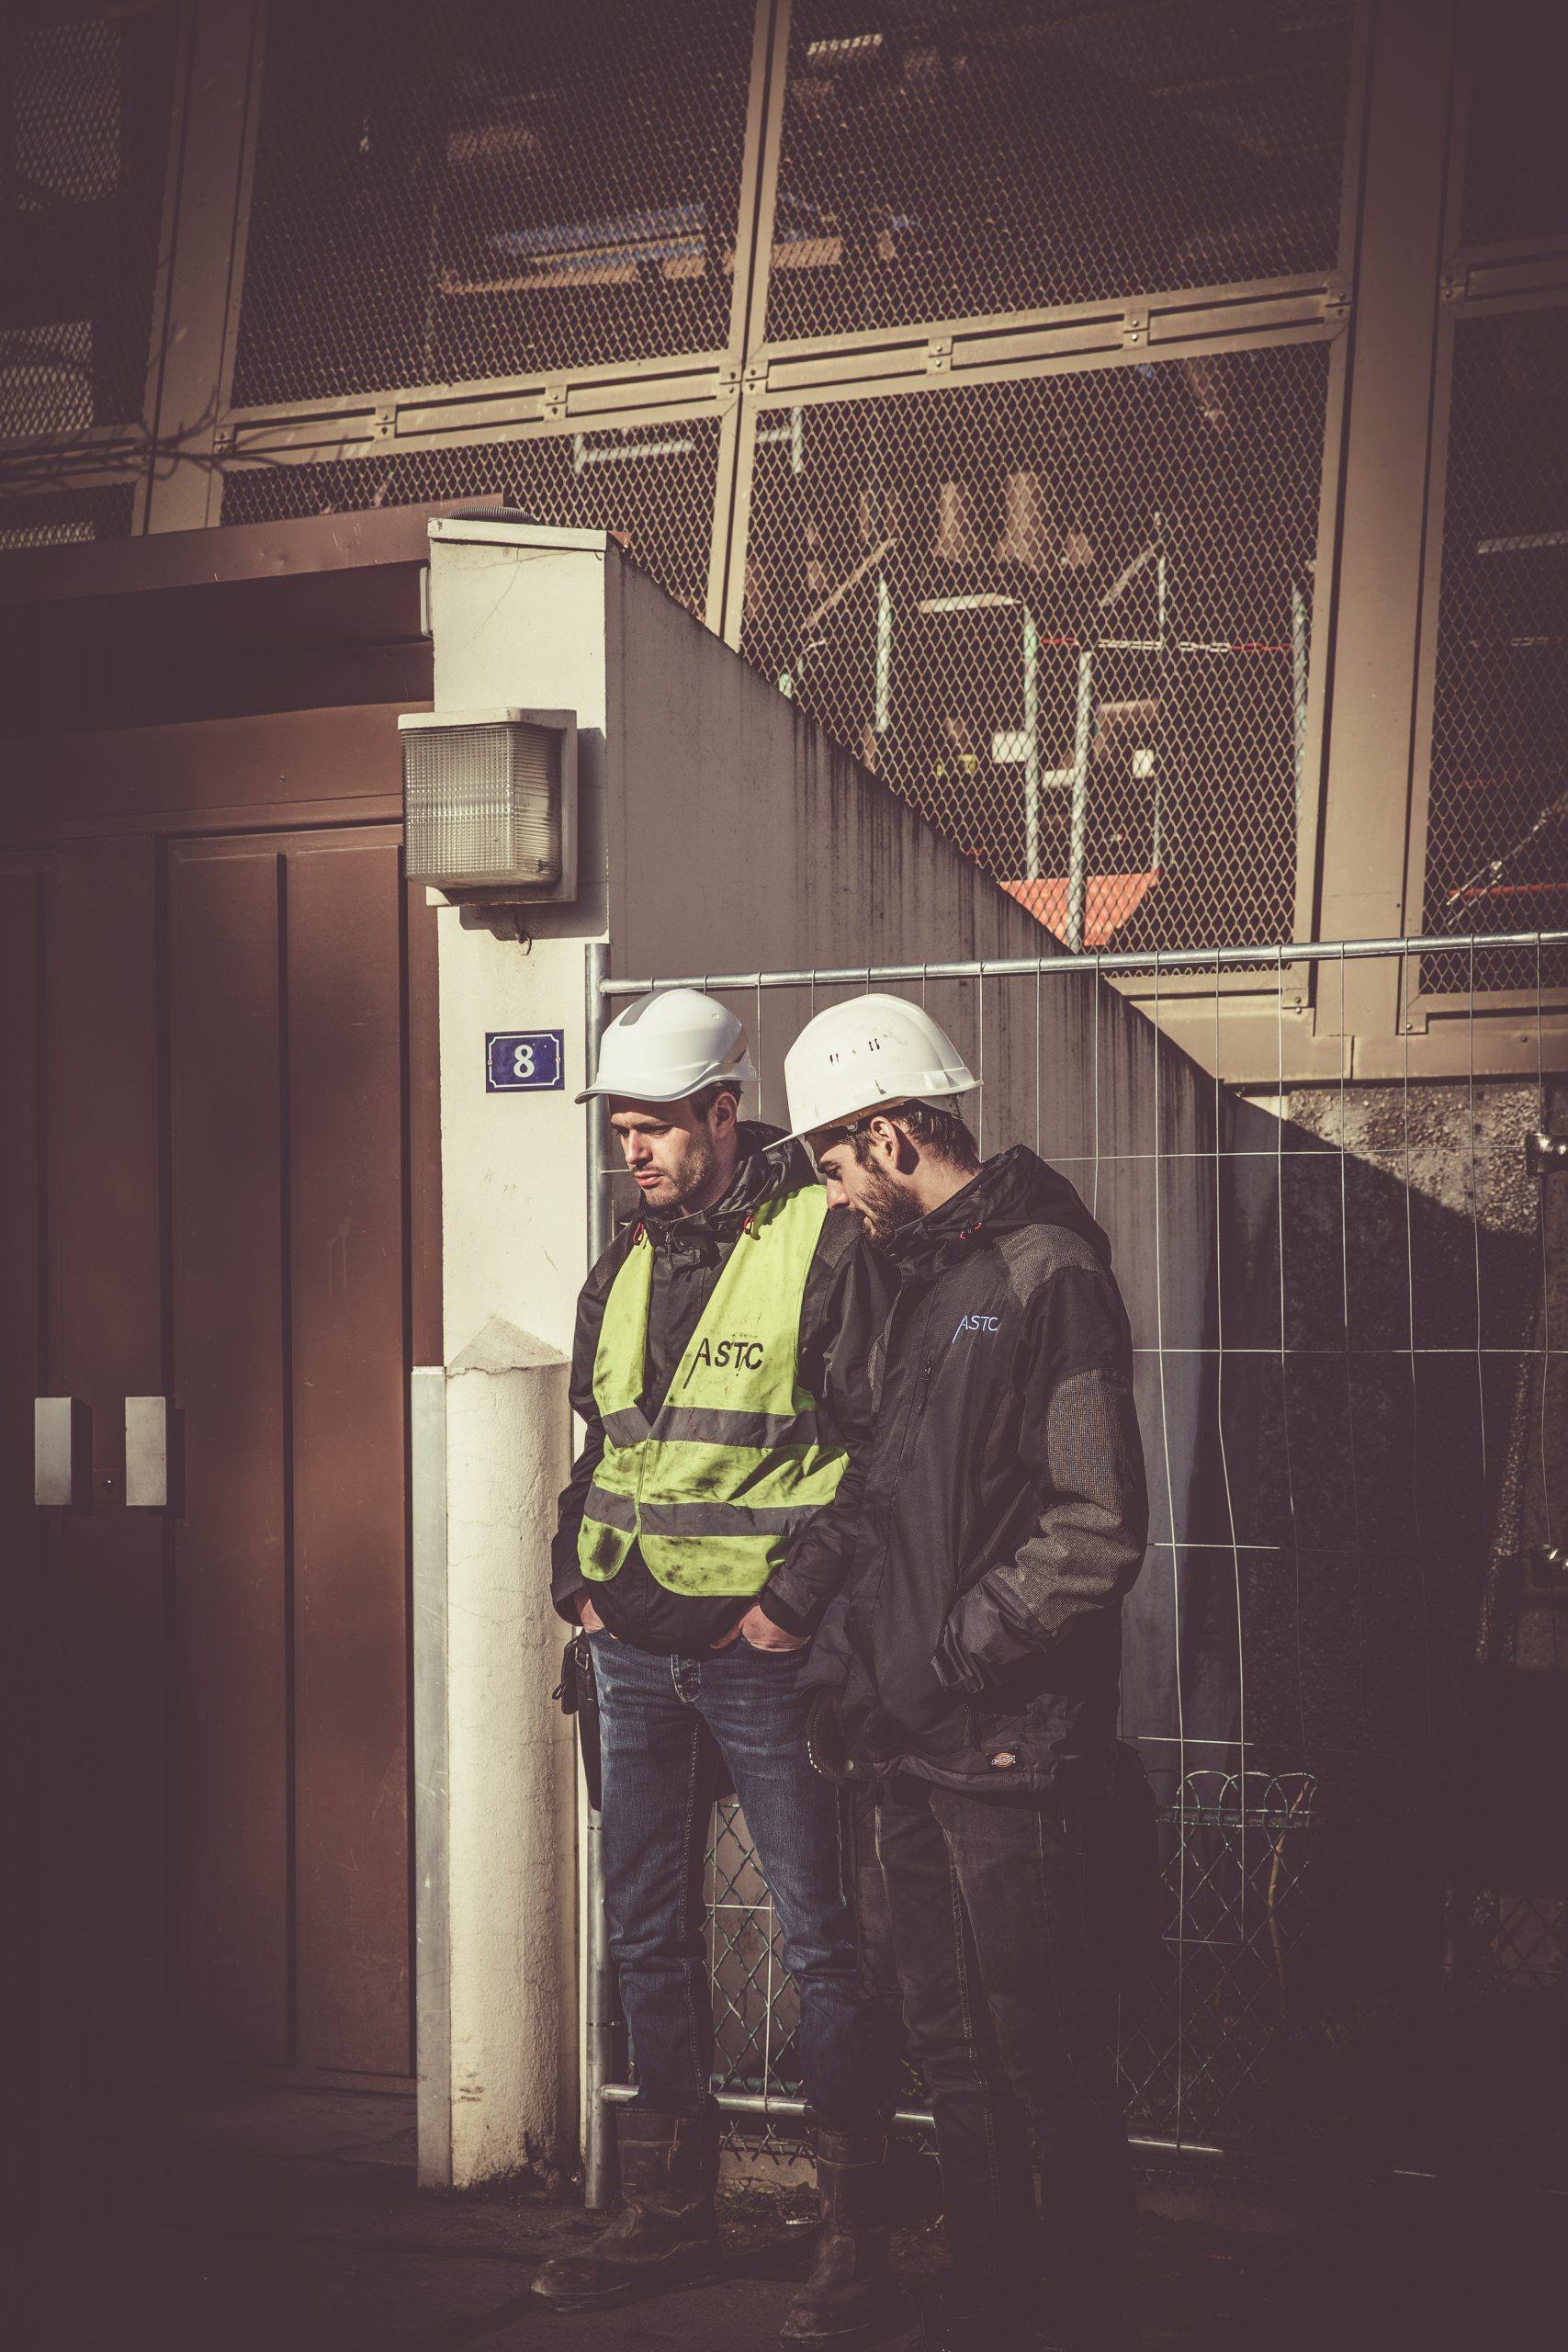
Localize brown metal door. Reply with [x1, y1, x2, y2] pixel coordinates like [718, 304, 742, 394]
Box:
[4, 839, 170, 2086]
[10, 820, 437, 2090]
[166, 823, 437, 2082]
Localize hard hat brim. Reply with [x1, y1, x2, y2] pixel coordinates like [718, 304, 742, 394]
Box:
[782, 1075, 981, 1146]
[575, 1057, 758, 1107]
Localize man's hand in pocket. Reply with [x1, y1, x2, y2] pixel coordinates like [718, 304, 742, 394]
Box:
[736, 1603, 807, 1653]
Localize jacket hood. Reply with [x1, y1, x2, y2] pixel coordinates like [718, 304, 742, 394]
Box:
[642, 1121, 818, 1254]
[889, 1144, 1112, 1272]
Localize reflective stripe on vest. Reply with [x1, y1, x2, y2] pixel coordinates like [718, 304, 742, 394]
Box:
[579, 1185, 847, 1596]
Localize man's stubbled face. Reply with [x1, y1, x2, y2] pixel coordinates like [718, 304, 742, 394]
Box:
[611, 1096, 732, 1214]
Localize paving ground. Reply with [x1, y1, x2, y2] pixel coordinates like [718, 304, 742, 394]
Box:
[6, 2088, 1557, 2351]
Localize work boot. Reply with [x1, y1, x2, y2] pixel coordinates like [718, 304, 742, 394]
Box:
[906, 2285, 1034, 2352]
[781, 2129, 904, 2346]
[532, 2108, 720, 2312]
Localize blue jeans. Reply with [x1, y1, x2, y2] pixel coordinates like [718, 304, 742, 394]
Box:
[591, 1632, 886, 2133]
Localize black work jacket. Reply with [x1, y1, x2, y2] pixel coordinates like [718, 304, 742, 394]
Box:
[773, 1146, 1149, 1802]
[551, 1123, 890, 1654]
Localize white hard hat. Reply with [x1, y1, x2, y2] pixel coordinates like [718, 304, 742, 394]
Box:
[784, 993, 978, 1139]
[578, 987, 757, 1104]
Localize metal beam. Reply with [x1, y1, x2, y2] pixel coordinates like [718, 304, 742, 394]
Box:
[1314, 0, 1462, 1037]
[143, 2, 267, 533]
[708, 0, 790, 635]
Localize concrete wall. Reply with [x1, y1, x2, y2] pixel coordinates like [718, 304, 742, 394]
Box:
[606, 562, 1289, 1788]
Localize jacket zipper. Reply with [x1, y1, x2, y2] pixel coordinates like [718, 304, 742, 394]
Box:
[849, 1306, 937, 1652]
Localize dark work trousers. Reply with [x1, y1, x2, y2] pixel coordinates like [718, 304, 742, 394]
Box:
[871, 1775, 1136, 2337]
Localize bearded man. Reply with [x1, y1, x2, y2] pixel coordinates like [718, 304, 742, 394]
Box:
[768, 994, 1149, 2352]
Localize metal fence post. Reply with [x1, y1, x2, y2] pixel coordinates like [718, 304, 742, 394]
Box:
[1022, 605, 1042, 882]
[582, 937, 617, 2212]
[1066, 645, 1095, 953]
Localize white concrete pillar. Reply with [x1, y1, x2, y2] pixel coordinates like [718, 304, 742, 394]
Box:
[418, 517, 614, 2186]
[413, 1321, 575, 2188]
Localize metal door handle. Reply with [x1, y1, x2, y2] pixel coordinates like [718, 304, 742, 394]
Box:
[34, 1398, 89, 1508]
[125, 1398, 169, 1509]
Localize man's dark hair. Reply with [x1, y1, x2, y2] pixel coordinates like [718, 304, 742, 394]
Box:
[688, 1080, 741, 1123]
[837, 1099, 978, 1173]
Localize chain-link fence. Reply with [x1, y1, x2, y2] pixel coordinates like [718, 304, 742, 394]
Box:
[231, 0, 756, 408]
[1, 2, 178, 440]
[743, 349, 1330, 951]
[667, 1762, 1322, 2164]
[220, 420, 724, 618]
[0, 481, 135, 549]
[586, 931, 1568, 2184]
[764, 0, 1352, 347]
[1422, 306, 1568, 993]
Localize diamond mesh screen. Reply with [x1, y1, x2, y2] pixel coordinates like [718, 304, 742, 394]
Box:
[740, 348, 1329, 951]
[219, 419, 723, 618]
[764, 0, 1352, 347]
[669, 1770, 1318, 2147]
[1460, 0, 1568, 250]
[2, 3, 178, 438]
[231, 0, 754, 409]
[707, 1800, 801, 2100]
[1422, 307, 1568, 991]
[0, 482, 135, 549]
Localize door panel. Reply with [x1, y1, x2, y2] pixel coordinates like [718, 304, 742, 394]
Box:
[165, 823, 425, 2079]
[45, 842, 167, 2080]
[288, 838, 411, 2075]
[167, 842, 291, 2066]
[7, 813, 434, 2094]
[1, 860, 45, 2196]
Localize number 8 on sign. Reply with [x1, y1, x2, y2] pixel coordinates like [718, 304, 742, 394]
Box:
[486, 1030, 565, 1092]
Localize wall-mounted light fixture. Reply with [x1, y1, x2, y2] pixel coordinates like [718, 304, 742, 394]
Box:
[399, 708, 577, 904]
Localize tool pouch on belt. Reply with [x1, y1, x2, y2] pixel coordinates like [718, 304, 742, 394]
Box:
[555, 1632, 603, 1812]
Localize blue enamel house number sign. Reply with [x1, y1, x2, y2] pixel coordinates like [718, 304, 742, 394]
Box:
[486, 1030, 565, 1092]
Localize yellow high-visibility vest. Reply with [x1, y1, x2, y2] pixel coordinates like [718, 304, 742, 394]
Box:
[579, 1186, 848, 1596]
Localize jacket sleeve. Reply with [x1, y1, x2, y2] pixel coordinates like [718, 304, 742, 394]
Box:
[549, 1244, 620, 1622]
[756, 1216, 891, 1637]
[932, 1262, 1148, 1694]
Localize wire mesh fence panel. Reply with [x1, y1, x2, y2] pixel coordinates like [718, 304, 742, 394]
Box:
[740, 351, 1331, 952]
[2, 2, 179, 438]
[0, 481, 136, 548]
[707, 1802, 802, 2098]
[762, 0, 1353, 348]
[591, 934, 1567, 2173]
[1421, 307, 1568, 992]
[219, 419, 724, 617]
[1459, 0, 1568, 252]
[231, 0, 756, 409]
